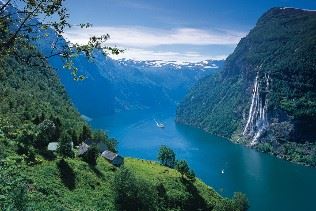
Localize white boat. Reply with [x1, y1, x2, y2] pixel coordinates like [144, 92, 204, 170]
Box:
[154, 119, 165, 128]
[221, 169, 225, 174]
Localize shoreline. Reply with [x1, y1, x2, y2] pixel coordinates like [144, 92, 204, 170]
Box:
[175, 119, 316, 168]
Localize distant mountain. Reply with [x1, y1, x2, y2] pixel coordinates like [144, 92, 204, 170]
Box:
[176, 7, 316, 166]
[48, 48, 224, 117]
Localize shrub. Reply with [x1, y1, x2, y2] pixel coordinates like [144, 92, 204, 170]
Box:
[113, 167, 158, 211]
[58, 133, 74, 158]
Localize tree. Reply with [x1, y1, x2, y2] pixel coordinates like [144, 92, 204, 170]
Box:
[92, 130, 107, 143]
[175, 160, 190, 179]
[81, 144, 98, 166]
[35, 119, 56, 149]
[157, 145, 176, 168]
[69, 129, 79, 146]
[175, 160, 195, 181]
[0, 0, 122, 79]
[186, 169, 196, 182]
[105, 138, 118, 153]
[92, 130, 118, 153]
[52, 116, 62, 141]
[232, 192, 250, 211]
[79, 125, 92, 143]
[58, 133, 74, 158]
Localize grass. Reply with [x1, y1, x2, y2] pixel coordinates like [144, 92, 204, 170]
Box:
[125, 158, 222, 208]
[1, 154, 224, 210]
[24, 156, 116, 210]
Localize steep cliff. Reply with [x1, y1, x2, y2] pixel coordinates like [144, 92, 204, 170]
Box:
[176, 7, 316, 165]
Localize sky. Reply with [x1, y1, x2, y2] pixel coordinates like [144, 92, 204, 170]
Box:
[63, 0, 316, 63]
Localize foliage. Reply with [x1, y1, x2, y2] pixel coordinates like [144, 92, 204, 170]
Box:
[158, 145, 176, 168]
[175, 160, 190, 178]
[176, 8, 316, 166]
[35, 119, 56, 149]
[79, 125, 92, 143]
[232, 192, 250, 211]
[92, 129, 118, 153]
[81, 144, 99, 166]
[57, 133, 74, 158]
[103, 138, 118, 153]
[0, 0, 122, 79]
[92, 129, 107, 143]
[0, 43, 86, 141]
[214, 193, 249, 211]
[113, 167, 159, 211]
[0, 153, 238, 211]
[69, 129, 79, 146]
[175, 160, 195, 182]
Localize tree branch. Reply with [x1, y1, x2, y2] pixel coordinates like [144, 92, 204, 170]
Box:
[0, 0, 12, 13]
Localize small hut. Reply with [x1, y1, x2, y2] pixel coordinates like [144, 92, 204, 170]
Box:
[47, 142, 59, 151]
[78, 142, 90, 156]
[47, 142, 73, 152]
[101, 150, 124, 167]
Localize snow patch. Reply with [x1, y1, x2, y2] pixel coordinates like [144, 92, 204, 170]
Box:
[280, 7, 316, 12]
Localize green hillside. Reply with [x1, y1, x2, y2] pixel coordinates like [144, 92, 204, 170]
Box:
[176, 7, 316, 166]
[1, 155, 238, 210]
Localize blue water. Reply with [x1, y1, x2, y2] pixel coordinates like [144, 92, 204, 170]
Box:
[91, 110, 316, 211]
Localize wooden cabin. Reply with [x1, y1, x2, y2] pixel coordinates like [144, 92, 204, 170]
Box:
[101, 150, 124, 167]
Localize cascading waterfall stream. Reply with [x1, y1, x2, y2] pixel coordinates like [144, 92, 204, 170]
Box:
[243, 73, 270, 145]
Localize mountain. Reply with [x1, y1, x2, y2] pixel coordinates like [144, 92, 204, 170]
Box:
[0, 40, 85, 138]
[176, 7, 316, 166]
[48, 49, 223, 117]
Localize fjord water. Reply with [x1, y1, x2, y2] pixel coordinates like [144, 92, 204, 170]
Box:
[91, 110, 316, 211]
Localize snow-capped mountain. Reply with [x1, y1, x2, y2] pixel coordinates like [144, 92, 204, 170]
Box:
[49, 53, 224, 117]
[116, 59, 224, 70]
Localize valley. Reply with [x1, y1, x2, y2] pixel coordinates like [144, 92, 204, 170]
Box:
[1, 1, 316, 210]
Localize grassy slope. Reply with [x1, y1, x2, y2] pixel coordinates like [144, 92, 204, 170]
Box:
[8, 156, 223, 210]
[126, 158, 222, 209]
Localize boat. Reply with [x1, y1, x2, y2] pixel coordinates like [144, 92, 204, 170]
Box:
[154, 119, 165, 128]
[221, 169, 225, 174]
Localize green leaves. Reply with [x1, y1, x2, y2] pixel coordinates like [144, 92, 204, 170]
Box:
[0, 0, 123, 79]
[158, 145, 176, 168]
[175, 160, 195, 182]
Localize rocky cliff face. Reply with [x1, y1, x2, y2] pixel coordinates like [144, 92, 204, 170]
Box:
[176, 7, 316, 165]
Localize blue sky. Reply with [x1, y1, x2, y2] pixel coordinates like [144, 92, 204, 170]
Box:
[63, 0, 316, 63]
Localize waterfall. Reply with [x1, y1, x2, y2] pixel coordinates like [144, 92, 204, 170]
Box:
[243, 73, 270, 145]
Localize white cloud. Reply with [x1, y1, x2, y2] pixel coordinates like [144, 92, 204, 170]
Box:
[63, 26, 244, 62]
[64, 26, 245, 47]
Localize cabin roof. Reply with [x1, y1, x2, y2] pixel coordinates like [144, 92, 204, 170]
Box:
[48, 142, 73, 151]
[101, 150, 119, 161]
[47, 142, 59, 151]
[78, 142, 89, 155]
